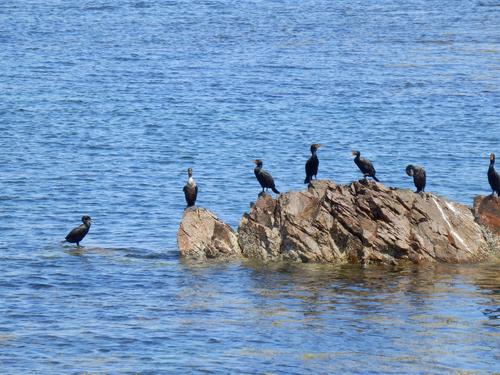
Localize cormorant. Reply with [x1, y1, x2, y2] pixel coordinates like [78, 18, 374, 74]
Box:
[254, 159, 280, 195]
[488, 153, 500, 197]
[304, 143, 321, 184]
[352, 150, 380, 182]
[406, 164, 426, 193]
[183, 167, 198, 207]
[65, 215, 92, 247]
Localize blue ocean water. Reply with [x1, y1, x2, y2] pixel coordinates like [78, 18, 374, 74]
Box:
[0, 0, 499, 373]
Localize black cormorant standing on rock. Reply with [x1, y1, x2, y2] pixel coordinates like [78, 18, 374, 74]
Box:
[352, 150, 380, 182]
[488, 153, 500, 197]
[65, 215, 92, 247]
[406, 165, 426, 193]
[183, 168, 198, 207]
[254, 159, 280, 195]
[304, 143, 321, 184]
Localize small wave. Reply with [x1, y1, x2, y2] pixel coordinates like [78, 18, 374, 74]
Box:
[478, 1, 500, 6]
[416, 39, 454, 45]
[112, 56, 141, 62]
[29, 283, 54, 289]
[124, 251, 172, 260]
[83, 5, 118, 12]
[132, 1, 151, 8]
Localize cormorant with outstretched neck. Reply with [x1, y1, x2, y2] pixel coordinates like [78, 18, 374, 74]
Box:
[183, 167, 198, 207]
[254, 159, 280, 195]
[488, 153, 500, 197]
[406, 164, 426, 193]
[352, 150, 380, 182]
[304, 143, 321, 184]
[65, 215, 92, 247]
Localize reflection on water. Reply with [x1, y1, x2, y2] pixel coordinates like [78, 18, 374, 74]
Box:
[179, 258, 500, 373]
[0, 247, 498, 373]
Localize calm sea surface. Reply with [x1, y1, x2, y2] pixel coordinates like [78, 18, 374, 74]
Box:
[0, 0, 499, 373]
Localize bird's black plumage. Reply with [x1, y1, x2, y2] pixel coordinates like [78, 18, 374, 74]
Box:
[65, 215, 91, 246]
[406, 164, 426, 193]
[254, 159, 280, 194]
[488, 153, 500, 197]
[183, 168, 198, 207]
[304, 144, 320, 184]
[352, 150, 380, 182]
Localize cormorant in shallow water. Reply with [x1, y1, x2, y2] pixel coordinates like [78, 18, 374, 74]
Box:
[406, 164, 426, 193]
[352, 150, 380, 182]
[183, 168, 198, 207]
[65, 215, 91, 247]
[254, 159, 280, 195]
[304, 143, 321, 184]
[488, 153, 500, 197]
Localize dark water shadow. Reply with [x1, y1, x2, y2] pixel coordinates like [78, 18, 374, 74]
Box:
[62, 245, 177, 263]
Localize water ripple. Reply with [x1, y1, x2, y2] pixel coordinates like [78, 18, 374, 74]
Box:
[0, 0, 499, 373]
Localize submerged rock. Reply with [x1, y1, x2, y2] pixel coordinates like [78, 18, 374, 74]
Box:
[473, 195, 500, 236]
[177, 207, 241, 259]
[237, 180, 493, 264]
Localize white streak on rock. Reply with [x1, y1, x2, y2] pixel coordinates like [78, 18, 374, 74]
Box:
[445, 201, 459, 215]
[433, 197, 469, 251]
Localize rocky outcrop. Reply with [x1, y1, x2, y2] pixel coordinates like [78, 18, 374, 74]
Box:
[177, 207, 241, 259]
[237, 180, 494, 264]
[177, 180, 498, 264]
[473, 195, 500, 236]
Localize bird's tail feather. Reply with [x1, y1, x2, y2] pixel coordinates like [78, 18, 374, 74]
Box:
[272, 187, 280, 194]
[373, 176, 380, 182]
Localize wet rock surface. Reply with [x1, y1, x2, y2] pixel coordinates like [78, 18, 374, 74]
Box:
[178, 181, 498, 264]
[473, 195, 500, 236]
[177, 207, 241, 259]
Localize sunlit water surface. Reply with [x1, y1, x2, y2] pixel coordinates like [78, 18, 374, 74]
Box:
[0, 0, 499, 373]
